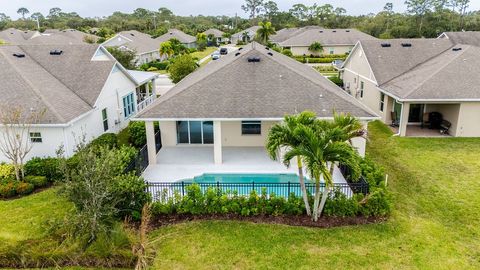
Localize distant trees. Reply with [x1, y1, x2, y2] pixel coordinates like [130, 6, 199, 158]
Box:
[196, 32, 207, 51]
[241, 0, 264, 20]
[405, 0, 435, 35]
[17, 8, 29, 20]
[107, 47, 137, 70]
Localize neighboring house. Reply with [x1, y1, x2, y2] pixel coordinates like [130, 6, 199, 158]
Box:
[156, 29, 197, 48]
[133, 42, 377, 179]
[0, 44, 158, 162]
[203, 28, 227, 44]
[230, 26, 260, 44]
[270, 26, 323, 44]
[279, 28, 377, 56]
[102, 30, 162, 65]
[0, 28, 98, 45]
[438, 31, 480, 47]
[341, 38, 480, 137]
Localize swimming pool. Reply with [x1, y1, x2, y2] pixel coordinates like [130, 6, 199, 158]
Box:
[184, 173, 308, 184]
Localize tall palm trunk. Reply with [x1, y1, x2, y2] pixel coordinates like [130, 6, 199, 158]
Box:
[312, 175, 321, 222]
[297, 158, 311, 216]
[317, 163, 335, 217]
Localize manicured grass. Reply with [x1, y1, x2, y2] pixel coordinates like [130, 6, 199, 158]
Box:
[190, 47, 217, 61]
[149, 121, 480, 269]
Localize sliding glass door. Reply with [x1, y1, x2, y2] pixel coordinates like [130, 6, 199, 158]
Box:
[176, 121, 214, 144]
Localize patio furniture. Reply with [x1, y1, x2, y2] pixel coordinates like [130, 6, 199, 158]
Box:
[440, 120, 451, 135]
[391, 111, 399, 127]
[428, 112, 443, 129]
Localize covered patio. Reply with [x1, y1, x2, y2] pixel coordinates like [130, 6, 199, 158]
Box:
[141, 146, 348, 183]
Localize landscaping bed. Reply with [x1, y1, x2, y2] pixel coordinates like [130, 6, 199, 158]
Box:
[151, 213, 386, 229]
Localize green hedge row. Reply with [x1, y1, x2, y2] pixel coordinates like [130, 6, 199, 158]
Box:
[294, 56, 346, 64]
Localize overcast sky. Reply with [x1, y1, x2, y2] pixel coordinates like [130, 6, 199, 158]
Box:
[1, 0, 479, 19]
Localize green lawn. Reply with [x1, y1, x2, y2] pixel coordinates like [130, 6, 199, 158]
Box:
[190, 47, 217, 61]
[149, 121, 480, 269]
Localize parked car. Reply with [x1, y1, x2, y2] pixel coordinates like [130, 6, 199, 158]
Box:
[220, 48, 228, 55]
[211, 51, 221, 60]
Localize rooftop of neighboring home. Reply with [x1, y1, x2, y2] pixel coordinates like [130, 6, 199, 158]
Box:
[345, 38, 480, 101]
[231, 26, 261, 38]
[0, 28, 98, 45]
[156, 29, 196, 44]
[103, 30, 161, 55]
[279, 28, 377, 47]
[438, 31, 480, 47]
[0, 44, 131, 124]
[135, 42, 377, 120]
[203, 28, 225, 38]
[270, 26, 323, 44]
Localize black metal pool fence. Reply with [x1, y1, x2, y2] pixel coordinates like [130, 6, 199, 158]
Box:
[146, 180, 369, 202]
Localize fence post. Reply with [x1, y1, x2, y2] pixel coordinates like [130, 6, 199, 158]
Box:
[288, 181, 291, 197]
[181, 181, 185, 196]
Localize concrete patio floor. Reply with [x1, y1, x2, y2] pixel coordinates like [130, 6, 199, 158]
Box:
[390, 125, 451, 137]
[142, 146, 347, 183]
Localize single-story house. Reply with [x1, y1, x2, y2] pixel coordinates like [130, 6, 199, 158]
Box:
[270, 26, 323, 44]
[203, 28, 228, 44]
[0, 44, 158, 162]
[156, 29, 197, 49]
[0, 28, 98, 45]
[438, 31, 480, 47]
[133, 42, 378, 181]
[341, 38, 480, 137]
[279, 28, 377, 56]
[230, 26, 260, 44]
[102, 30, 162, 65]
[0, 28, 41, 44]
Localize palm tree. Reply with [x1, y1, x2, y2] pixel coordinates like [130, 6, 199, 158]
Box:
[159, 41, 174, 59]
[266, 111, 317, 216]
[256, 21, 276, 44]
[17, 7, 30, 20]
[241, 31, 250, 42]
[283, 124, 360, 221]
[330, 112, 366, 144]
[196, 32, 207, 42]
[308, 42, 323, 54]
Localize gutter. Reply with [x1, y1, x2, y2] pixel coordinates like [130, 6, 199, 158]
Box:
[131, 116, 380, 122]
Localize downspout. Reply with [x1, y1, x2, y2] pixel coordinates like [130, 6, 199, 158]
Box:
[393, 102, 403, 137]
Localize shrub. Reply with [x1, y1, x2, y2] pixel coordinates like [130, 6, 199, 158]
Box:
[282, 49, 293, 57]
[89, 133, 118, 149]
[24, 157, 62, 181]
[358, 189, 392, 217]
[188, 47, 198, 54]
[24, 175, 48, 188]
[16, 182, 34, 195]
[323, 190, 359, 217]
[0, 163, 14, 179]
[112, 173, 151, 220]
[0, 181, 16, 198]
[147, 66, 158, 71]
[329, 76, 343, 87]
[360, 157, 385, 188]
[128, 121, 147, 148]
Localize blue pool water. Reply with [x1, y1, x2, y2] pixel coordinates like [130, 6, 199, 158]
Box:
[185, 173, 307, 184]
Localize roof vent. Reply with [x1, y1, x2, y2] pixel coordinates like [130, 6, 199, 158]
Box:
[267, 52, 273, 56]
[319, 30, 323, 33]
[381, 43, 391, 47]
[247, 56, 261, 62]
[13, 53, 25, 58]
[452, 47, 462, 51]
[50, 50, 63, 55]
[238, 47, 243, 51]
[265, 47, 270, 50]
[346, 30, 350, 32]
[130, 33, 135, 36]
[401, 43, 412, 47]
[332, 30, 337, 33]
[235, 52, 241, 56]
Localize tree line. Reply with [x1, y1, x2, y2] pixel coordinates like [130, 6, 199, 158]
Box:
[0, 0, 479, 40]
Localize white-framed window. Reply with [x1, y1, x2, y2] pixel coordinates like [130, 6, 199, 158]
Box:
[29, 132, 42, 143]
[241, 121, 261, 135]
[360, 81, 364, 98]
[329, 48, 334, 54]
[122, 92, 136, 119]
[380, 93, 385, 112]
[102, 108, 109, 131]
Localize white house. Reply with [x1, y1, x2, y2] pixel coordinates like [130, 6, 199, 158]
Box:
[230, 26, 260, 44]
[133, 42, 378, 182]
[0, 44, 158, 162]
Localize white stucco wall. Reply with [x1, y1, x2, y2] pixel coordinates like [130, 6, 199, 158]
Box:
[290, 45, 353, 56]
[455, 102, 480, 137]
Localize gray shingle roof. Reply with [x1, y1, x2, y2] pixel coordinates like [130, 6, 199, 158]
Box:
[0, 44, 116, 124]
[231, 26, 261, 39]
[271, 26, 323, 44]
[204, 29, 224, 38]
[358, 39, 454, 85]
[0, 28, 39, 44]
[279, 28, 376, 47]
[136, 42, 377, 120]
[380, 45, 480, 100]
[0, 28, 98, 45]
[111, 30, 161, 54]
[156, 29, 196, 44]
[440, 31, 480, 47]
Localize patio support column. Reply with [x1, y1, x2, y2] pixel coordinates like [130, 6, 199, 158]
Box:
[399, 102, 410, 137]
[151, 78, 157, 97]
[146, 121, 157, 165]
[214, 121, 222, 164]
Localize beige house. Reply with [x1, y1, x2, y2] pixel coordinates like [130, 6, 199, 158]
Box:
[438, 31, 480, 47]
[278, 28, 376, 56]
[341, 39, 480, 137]
[133, 42, 377, 181]
[156, 29, 197, 49]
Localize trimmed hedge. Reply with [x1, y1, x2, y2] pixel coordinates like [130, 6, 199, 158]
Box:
[24, 157, 62, 181]
[139, 60, 169, 71]
[89, 133, 118, 149]
[328, 76, 344, 87]
[16, 182, 34, 195]
[294, 57, 346, 64]
[25, 175, 48, 188]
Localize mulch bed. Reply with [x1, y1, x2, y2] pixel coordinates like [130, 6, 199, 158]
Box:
[151, 213, 387, 229]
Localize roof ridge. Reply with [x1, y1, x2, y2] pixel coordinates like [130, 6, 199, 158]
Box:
[375, 40, 455, 86]
[19, 44, 96, 107]
[402, 45, 471, 99]
[0, 47, 66, 122]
